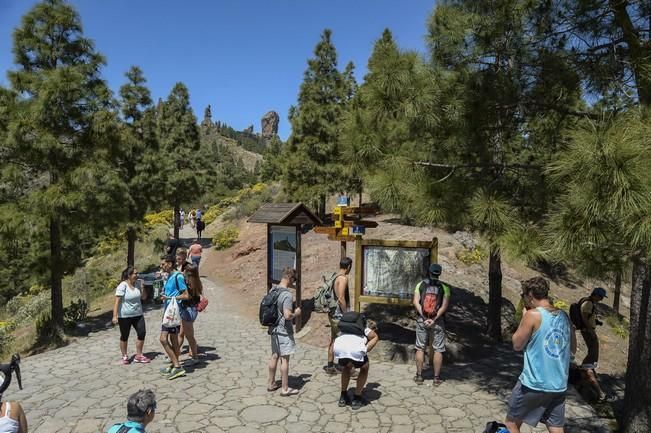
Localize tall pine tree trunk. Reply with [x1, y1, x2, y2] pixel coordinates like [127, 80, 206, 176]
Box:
[126, 225, 137, 267]
[358, 189, 363, 207]
[488, 246, 503, 342]
[173, 205, 180, 239]
[49, 216, 64, 330]
[614, 269, 622, 315]
[623, 256, 651, 433]
[318, 195, 326, 220]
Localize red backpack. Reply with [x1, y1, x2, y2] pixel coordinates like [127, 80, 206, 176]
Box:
[419, 279, 446, 318]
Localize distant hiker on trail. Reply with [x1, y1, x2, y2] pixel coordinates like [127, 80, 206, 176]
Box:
[112, 266, 150, 365]
[413, 263, 450, 386]
[107, 389, 157, 433]
[266, 267, 302, 396]
[196, 208, 202, 222]
[159, 255, 189, 380]
[188, 239, 203, 268]
[165, 233, 180, 257]
[504, 277, 575, 433]
[179, 264, 202, 366]
[334, 314, 379, 410]
[179, 208, 185, 229]
[324, 257, 352, 375]
[196, 219, 205, 240]
[571, 287, 613, 402]
[188, 209, 196, 228]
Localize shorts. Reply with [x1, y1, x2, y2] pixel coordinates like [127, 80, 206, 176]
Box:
[506, 380, 566, 428]
[415, 317, 446, 352]
[191, 256, 201, 267]
[117, 316, 146, 341]
[338, 356, 369, 369]
[271, 333, 296, 356]
[180, 305, 198, 322]
[161, 325, 181, 334]
[329, 315, 340, 340]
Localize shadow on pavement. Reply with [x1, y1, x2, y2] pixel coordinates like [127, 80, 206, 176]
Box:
[288, 373, 312, 390]
[364, 382, 382, 403]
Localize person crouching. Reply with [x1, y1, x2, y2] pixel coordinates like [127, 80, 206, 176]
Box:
[334, 313, 379, 410]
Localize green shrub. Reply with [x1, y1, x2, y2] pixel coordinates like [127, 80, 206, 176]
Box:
[212, 227, 240, 250]
[606, 314, 629, 339]
[63, 299, 88, 330]
[0, 326, 14, 355]
[6, 292, 50, 325]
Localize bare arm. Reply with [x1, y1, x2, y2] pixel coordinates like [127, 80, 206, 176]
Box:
[412, 285, 424, 318]
[334, 276, 347, 311]
[283, 306, 301, 320]
[512, 309, 538, 351]
[435, 293, 450, 320]
[14, 402, 28, 433]
[112, 297, 121, 324]
[366, 329, 379, 353]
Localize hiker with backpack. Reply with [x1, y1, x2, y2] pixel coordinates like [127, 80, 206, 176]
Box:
[322, 257, 352, 375]
[412, 263, 450, 386]
[504, 277, 576, 433]
[334, 313, 379, 409]
[107, 389, 157, 433]
[569, 287, 613, 402]
[263, 267, 302, 396]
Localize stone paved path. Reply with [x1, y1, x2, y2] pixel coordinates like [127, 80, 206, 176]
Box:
[9, 275, 613, 433]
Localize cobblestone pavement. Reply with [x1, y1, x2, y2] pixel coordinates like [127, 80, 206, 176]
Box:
[9, 277, 613, 433]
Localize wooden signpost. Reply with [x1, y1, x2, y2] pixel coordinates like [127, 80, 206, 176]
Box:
[248, 203, 322, 332]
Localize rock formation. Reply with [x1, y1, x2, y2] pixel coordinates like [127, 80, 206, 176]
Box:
[202, 104, 212, 127]
[261, 111, 279, 139]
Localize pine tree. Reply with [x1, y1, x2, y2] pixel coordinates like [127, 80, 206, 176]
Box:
[155, 83, 201, 238]
[5, 0, 123, 330]
[282, 29, 353, 216]
[118, 66, 158, 266]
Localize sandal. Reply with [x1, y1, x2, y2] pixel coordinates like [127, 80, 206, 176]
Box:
[267, 383, 281, 392]
[280, 387, 299, 396]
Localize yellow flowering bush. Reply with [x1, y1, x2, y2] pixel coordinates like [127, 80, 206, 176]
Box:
[144, 209, 173, 228]
[213, 227, 239, 250]
[456, 247, 486, 265]
[201, 205, 225, 225]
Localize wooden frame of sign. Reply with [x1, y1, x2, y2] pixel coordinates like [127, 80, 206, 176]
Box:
[354, 238, 438, 312]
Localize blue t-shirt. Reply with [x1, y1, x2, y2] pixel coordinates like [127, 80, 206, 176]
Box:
[520, 308, 571, 392]
[163, 271, 187, 308]
[107, 420, 145, 433]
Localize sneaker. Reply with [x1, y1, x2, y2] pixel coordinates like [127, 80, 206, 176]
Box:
[413, 374, 424, 385]
[338, 392, 351, 407]
[159, 364, 173, 375]
[351, 395, 365, 410]
[323, 365, 338, 375]
[433, 376, 443, 386]
[121, 355, 130, 365]
[167, 367, 186, 380]
[134, 355, 151, 364]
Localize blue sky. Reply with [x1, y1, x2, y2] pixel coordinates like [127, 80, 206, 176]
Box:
[0, 1, 435, 140]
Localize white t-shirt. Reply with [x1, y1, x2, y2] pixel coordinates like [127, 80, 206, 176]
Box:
[334, 328, 372, 362]
[115, 281, 143, 318]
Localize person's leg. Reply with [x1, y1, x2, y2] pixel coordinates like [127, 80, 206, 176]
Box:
[504, 420, 523, 433]
[118, 318, 132, 358]
[433, 352, 443, 377]
[355, 361, 369, 396]
[325, 317, 338, 373]
[414, 319, 427, 381]
[134, 316, 146, 356]
[341, 362, 353, 391]
[580, 330, 599, 367]
[178, 323, 186, 354]
[168, 329, 182, 367]
[432, 321, 446, 383]
[267, 352, 279, 389]
[280, 355, 291, 392]
[183, 320, 198, 359]
[547, 427, 564, 433]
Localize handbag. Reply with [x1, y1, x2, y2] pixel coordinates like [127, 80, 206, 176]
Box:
[197, 295, 209, 312]
[162, 297, 181, 328]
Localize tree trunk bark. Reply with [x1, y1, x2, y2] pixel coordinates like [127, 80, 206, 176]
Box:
[173, 205, 180, 239]
[50, 216, 64, 330]
[318, 195, 326, 220]
[622, 257, 651, 433]
[614, 269, 622, 315]
[488, 246, 503, 342]
[358, 189, 363, 207]
[127, 225, 137, 267]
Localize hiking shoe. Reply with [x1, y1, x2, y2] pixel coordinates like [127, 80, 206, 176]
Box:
[167, 367, 186, 380]
[413, 374, 424, 385]
[351, 395, 365, 410]
[159, 364, 173, 375]
[433, 376, 443, 386]
[121, 355, 130, 365]
[133, 355, 151, 364]
[323, 365, 338, 375]
[338, 392, 351, 407]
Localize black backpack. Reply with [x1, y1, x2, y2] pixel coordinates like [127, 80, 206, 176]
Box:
[569, 297, 590, 330]
[483, 421, 508, 433]
[338, 311, 366, 336]
[259, 287, 286, 327]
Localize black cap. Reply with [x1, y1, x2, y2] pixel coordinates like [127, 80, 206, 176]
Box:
[429, 263, 442, 277]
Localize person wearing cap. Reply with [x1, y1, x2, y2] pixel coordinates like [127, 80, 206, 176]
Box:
[579, 287, 607, 369]
[107, 389, 156, 433]
[412, 263, 450, 385]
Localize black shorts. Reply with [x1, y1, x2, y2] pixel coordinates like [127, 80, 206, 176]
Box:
[161, 325, 181, 334]
[117, 316, 146, 342]
[338, 356, 369, 369]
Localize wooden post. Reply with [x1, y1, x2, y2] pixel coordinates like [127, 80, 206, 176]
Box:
[295, 225, 302, 332]
[266, 224, 272, 292]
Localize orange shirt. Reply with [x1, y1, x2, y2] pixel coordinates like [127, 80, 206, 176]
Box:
[188, 243, 202, 257]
